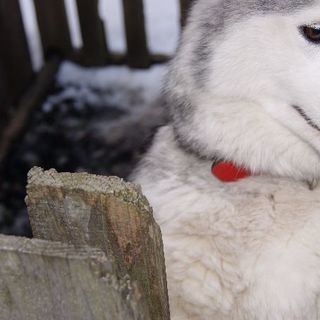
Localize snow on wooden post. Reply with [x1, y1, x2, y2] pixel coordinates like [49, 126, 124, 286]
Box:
[26, 167, 170, 320]
[0, 235, 147, 320]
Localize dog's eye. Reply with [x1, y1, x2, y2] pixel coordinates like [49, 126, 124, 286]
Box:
[301, 24, 320, 43]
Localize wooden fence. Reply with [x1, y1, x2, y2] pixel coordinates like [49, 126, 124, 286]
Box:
[0, 0, 193, 165]
[0, 0, 193, 111]
[0, 167, 170, 319]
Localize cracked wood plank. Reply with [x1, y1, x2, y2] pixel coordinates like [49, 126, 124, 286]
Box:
[0, 234, 147, 320]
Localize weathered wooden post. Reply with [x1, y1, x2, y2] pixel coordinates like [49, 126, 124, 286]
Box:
[26, 167, 170, 320]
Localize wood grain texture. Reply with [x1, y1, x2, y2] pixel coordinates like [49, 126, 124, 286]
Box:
[122, 0, 150, 68]
[0, 234, 146, 320]
[26, 167, 170, 320]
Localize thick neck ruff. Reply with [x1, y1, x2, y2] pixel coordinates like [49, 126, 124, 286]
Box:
[212, 161, 251, 182]
[174, 128, 252, 182]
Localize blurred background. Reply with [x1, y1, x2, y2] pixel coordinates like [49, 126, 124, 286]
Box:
[0, 0, 192, 237]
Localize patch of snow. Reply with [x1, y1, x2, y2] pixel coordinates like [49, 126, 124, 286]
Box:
[46, 61, 168, 150]
[56, 61, 167, 111]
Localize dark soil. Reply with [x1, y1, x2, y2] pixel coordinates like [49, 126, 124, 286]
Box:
[0, 83, 166, 237]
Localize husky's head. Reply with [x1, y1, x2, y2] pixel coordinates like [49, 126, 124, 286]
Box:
[166, 0, 320, 183]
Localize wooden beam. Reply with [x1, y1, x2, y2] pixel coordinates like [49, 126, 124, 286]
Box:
[26, 167, 170, 320]
[0, 235, 148, 319]
[33, 0, 72, 59]
[0, 58, 61, 165]
[0, 0, 33, 109]
[76, 0, 109, 66]
[122, 0, 150, 68]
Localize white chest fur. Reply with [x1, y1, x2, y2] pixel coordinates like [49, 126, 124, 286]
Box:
[133, 126, 320, 320]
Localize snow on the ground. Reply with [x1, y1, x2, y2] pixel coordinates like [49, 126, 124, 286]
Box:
[47, 61, 167, 113]
[43, 61, 168, 162]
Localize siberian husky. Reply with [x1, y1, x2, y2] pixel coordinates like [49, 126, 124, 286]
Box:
[132, 1, 320, 318]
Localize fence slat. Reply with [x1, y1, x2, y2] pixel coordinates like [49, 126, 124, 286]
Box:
[33, 0, 72, 59]
[0, 235, 147, 320]
[180, 0, 193, 27]
[122, 0, 150, 68]
[26, 167, 170, 320]
[0, 0, 33, 109]
[76, 0, 109, 66]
